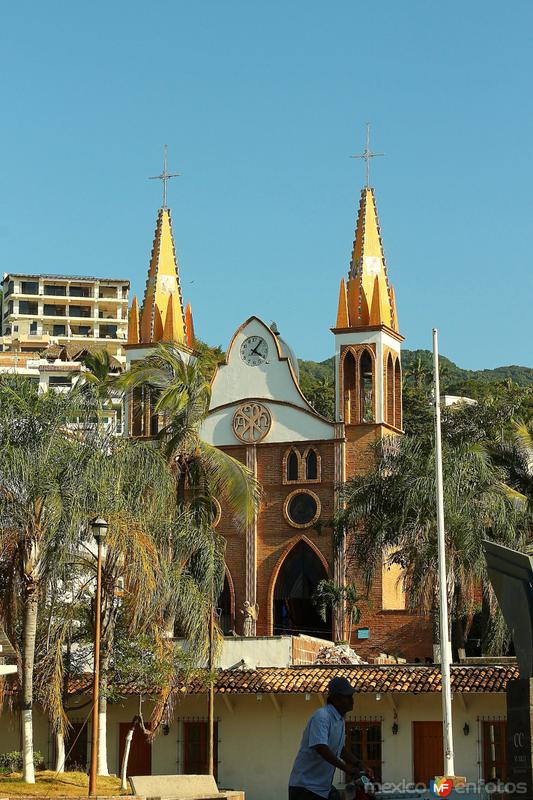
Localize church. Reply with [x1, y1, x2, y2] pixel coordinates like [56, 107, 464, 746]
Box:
[125, 170, 432, 662]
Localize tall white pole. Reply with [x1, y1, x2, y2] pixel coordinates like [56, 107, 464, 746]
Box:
[432, 328, 455, 777]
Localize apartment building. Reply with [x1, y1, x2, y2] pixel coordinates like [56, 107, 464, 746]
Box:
[1, 273, 129, 360]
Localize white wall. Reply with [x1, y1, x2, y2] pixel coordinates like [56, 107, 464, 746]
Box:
[0, 691, 506, 798]
[201, 401, 334, 446]
[202, 317, 335, 446]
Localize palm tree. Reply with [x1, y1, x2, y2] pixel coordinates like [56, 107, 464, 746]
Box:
[117, 343, 260, 734]
[312, 579, 360, 643]
[117, 342, 260, 527]
[338, 435, 529, 657]
[79, 434, 176, 775]
[0, 378, 92, 783]
[491, 419, 533, 513]
[79, 349, 124, 433]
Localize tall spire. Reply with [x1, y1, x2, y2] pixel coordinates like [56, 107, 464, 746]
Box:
[139, 207, 187, 345]
[335, 187, 398, 332]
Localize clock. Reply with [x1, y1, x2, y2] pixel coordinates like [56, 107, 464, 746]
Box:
[240, 335, 268, 366]
[232, 403, 272, 443]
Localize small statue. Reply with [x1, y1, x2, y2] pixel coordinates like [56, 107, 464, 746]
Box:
[240, 600, 259, 636]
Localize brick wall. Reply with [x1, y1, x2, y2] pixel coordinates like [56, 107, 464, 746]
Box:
[215, 422, 432, 663]
[292, 634, 333, 665]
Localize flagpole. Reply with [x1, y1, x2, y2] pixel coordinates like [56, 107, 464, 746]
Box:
[432, 328, 455, 777]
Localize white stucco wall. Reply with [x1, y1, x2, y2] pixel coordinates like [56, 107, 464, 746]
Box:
[1, 691, 506, 798]
[202, 317, 335, 447]
[201, 401, 334, 446]
[209, 318, 309, 412]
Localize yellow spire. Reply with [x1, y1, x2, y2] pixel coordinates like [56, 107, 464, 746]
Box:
[389, 285, 399, 332]
[340, 187, 397, 330]
[127, 296, 140, 344]
[163, 294, 177, 341]
[335, 279, 349, 328]
[139, 208, 187, 344]
[153, 304, 164, 342]
[185, 302, 195, 348]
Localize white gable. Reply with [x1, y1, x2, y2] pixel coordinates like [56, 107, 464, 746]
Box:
[201, 317, 335, 447]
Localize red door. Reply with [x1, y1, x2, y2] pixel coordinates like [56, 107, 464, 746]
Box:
[118, 723, 152, 777]
[413, 721, 444, 785]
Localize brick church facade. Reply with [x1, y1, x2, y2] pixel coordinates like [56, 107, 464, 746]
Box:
[125, 182, 433, 662]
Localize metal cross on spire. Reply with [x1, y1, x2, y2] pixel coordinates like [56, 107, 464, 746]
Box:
[149, 145, 180, 209]
[350, 123, 384, 187]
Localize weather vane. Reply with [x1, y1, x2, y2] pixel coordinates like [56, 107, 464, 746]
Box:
[149, 145, 180, 209]
[350, 123, 384, 187]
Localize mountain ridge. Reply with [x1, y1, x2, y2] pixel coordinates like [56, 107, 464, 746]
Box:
[299, 350, 533, 389]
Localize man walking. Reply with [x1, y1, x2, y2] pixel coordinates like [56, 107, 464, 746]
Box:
[288, 677, 363, 800]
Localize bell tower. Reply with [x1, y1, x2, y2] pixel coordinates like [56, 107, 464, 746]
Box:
[332, 184, 403, 476]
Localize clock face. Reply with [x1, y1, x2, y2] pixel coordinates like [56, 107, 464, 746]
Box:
[240, 335, 268, 366]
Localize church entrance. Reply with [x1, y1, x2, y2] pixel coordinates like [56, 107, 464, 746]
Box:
[273, 541, 331, 639]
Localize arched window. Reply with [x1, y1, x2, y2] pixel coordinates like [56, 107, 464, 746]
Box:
[359, 350, 374, 422]
[217, 574, 233, 635]
[394, 359, 402, 429]
[273, 541, 331, 639]
[343, 351, 356, 423]
[304, 448, 319, 481]
[386, 353, 394, 426]
[287, 449, 299, 481]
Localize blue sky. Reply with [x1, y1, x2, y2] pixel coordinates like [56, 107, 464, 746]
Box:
[1, 1, 532, 369]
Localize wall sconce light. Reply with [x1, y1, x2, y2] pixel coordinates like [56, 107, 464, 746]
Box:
[256, 692, 263, 702]
[392, 722, 399, 735]
[162, 724, 170, 736]
[304, 693, 311, 701]
[375, 693, 381, 701]
[463, 723, 470, 736]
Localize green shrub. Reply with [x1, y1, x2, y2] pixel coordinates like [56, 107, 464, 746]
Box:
[0, 751, 44, 772]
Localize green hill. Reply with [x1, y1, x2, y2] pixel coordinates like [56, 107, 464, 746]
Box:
[298, 350, 533, 422]
[299, 351, 533, 389]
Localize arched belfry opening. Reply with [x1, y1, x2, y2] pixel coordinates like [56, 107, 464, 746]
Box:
[359, 350, 374, 422]
[394, 358, 402, 429]
[273, 540, 331, 639]
[343, 351, 356, 424]
[386, 353, 394, 426]
[217, 573, 234, 635]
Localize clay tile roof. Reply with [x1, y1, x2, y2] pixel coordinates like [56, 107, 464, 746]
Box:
[52, 664, 519, 698]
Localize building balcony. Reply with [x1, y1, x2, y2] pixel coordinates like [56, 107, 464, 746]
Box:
[7, 291, 128, 304]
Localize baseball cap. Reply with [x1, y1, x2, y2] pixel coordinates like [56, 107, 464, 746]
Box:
[327, 677, 356, 696]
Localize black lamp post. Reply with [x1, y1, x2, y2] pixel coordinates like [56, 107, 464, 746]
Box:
[88, 517, 108, 797]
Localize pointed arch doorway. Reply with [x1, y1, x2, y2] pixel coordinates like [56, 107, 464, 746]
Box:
[273, 540, 331, 639]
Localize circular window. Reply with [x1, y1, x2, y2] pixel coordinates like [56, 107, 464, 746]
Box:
[232, 402, 272, 443]
[284, 490, 321, 529]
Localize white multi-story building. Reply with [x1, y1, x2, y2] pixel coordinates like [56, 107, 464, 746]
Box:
[1, 272, 129, 360]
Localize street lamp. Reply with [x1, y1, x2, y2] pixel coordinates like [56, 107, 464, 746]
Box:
[88, 517, 107, 797]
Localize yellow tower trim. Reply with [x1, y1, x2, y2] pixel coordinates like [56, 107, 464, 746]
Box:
[335, 279, 349, 328]
[185, 303, 195, 348]
[153, 304, 164, 342]
[127, 296, 140, 344]
[139, 207, 187, 345]
[389, 285, 399, 332]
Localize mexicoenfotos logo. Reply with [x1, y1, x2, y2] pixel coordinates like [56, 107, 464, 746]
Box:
[431, 777, 454, 797]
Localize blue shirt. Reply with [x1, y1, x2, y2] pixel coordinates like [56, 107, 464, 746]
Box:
[289, 703, 345, 798]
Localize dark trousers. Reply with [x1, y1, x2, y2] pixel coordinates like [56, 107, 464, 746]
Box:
[288, 788, 325, 800]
